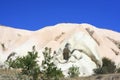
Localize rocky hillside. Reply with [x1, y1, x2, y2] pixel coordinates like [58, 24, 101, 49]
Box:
[0, 23, 120, 76]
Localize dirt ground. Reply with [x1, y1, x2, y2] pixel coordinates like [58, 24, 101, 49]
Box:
[0, 69, 120, 80]
[63, 73, 120, 80]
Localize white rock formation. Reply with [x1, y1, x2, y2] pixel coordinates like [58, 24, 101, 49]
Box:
[0, 23, 120, 76]
[53, 31, 102, 76]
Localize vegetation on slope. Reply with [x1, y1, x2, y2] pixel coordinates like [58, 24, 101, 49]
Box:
[6, 46, 40, 80]
[94, 57, 120, 74]
[6, 46, 64, 80]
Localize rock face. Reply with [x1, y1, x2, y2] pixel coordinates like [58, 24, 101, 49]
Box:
[0, 23, 120, 76]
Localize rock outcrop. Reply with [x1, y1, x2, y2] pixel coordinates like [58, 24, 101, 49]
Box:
[0, 23, 120, 76]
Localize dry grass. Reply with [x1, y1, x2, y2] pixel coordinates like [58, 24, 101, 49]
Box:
[62, 73, 120, 80]
[0, 69, 30, 80]
[0, 69, 120, 80]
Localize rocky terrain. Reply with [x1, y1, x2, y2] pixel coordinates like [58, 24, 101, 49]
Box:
[0, 23, 120, 77]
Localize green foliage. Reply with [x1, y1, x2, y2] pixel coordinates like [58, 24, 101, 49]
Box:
[41, 47, 64, 80]
[94, 57, 116, 74]
[116, 64, 120, 73]
[6, 46, 40, 80]
[116, 68, 120, 73]
[68, 65, 80, 78]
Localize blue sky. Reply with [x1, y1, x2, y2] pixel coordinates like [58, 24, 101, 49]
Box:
[0, 0, 120, 32]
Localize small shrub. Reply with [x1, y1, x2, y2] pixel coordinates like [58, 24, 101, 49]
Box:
[116, 67, 120, 73]
[41, 47, 64, 80]
[68, 65, 80, 78]
[94, 57, 116, 74]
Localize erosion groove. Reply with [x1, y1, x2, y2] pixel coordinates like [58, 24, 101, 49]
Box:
[85, 28, 100, 46]
[107, 37, 120, 50]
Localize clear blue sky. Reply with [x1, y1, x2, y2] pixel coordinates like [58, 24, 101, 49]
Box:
[0, 0, 120, 32]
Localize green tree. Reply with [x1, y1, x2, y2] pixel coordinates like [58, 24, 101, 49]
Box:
[41, 47, 64, 80]
[6, 46, 40, 80]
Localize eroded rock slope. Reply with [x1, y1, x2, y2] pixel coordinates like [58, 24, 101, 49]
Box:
[0, 23, 120, 76]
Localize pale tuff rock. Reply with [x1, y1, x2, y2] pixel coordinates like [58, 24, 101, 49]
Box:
[54, 31, 102, 76]
[0, 23, 120, 76]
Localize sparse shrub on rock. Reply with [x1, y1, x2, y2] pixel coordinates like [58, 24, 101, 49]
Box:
[116, 68, 120, 73]
[68, 65, 80, 78]
[94, 57, 116, 74]
[116, 64, 120, 73]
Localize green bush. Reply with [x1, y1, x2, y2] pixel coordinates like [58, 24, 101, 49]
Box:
[116, 68, 120, 73]
[68, 65, 80, 78]
[6, 46, 40, 80]
[6, 46, 64, 80]
[94, 57, 116, 74]
[41, 47, 64, 80]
